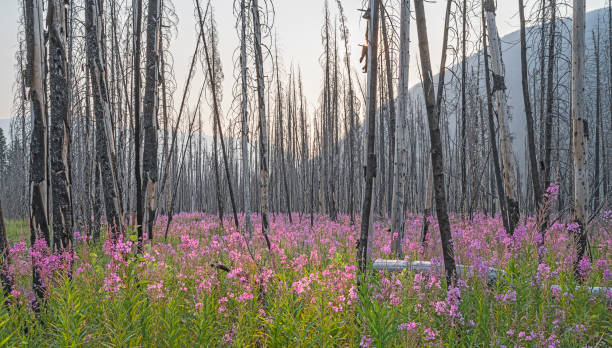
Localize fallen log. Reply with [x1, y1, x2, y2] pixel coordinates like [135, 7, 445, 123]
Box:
[373, 259, 504, 282]
[373, 259, 611, 299]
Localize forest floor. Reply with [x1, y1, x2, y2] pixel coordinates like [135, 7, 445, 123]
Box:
[0, 209, 611, 347]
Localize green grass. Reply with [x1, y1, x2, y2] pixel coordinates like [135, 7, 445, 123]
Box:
[3, 218, 27, 244]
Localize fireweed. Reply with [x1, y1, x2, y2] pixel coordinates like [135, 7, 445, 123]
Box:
[0, 211, 609, 347]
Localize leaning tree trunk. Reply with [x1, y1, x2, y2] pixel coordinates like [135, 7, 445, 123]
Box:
[195, 0, 240, 230]
[571, 0, 588, 277]
[86, 0, 123, 239]
[390, 0, 410, 259]
[357, 0, 379, 274]
[141, 0, 160, 251]
[48, 0, 74, 252]
[251, 0, 271, 250]
[239, 0, 252, 235]
[25, 0, 50, 303]
[422, 0, 452, 247]
[414, 0, 457, 286]
[484, 0, 519, 235]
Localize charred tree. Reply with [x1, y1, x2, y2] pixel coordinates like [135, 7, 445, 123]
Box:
[86, 0, 123, 239]
[251, 0, 271, 250]
[25, 0, 50, 302]
[414, 0, 457, 285]
[357, 0, 379, 274]
[518, 0, 543, 221]
[48, 0, 74, 251]
[141, 0, 161, 250]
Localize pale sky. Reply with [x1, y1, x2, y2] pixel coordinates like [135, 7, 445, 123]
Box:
[0, 0, 607, 134]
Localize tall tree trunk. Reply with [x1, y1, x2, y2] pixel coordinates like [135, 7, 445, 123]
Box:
[195, 0, 240, 230]
[571, 0, 588, 275]
[274, 47, 293, 223]
[422, 0, 451, 246]
[591, 30, 601, 210]
[357, 0, 379, 274]
[391, 0, 410, 258]
[518, 0, 543, 221]
[543, 0, 556, 191]
[335, 1, 355, 222]
[86, 0, 123, 239]
[141, 0, 160, 251]
[239, 0, 252, 235]
[25, 0, 50, 303]
[132, 0, 144, 244]
[251, 0, 271, 250]
[482, 3, 510, 234]
[47, 0, 74, 251]
[414, 0, 457, 286]
[484, 0, 519, 235]
[460, 0, 467, 214]
[380, 7, 397, 213]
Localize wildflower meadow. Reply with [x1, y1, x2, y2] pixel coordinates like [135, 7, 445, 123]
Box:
[0, 207, 610, 347]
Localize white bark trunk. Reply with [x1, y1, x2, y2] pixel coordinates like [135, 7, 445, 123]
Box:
[571, 0, 588, 263]
[484, 0, 519, 233]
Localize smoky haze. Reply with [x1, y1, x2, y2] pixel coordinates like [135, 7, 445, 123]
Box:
[0, 0, 607, 135]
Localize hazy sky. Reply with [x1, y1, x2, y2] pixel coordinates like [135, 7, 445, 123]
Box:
[0, 1, 607, 133]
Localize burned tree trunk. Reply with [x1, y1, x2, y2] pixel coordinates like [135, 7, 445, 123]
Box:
[422, 0, 451, 247]
[543, 0, 556, 192]
[414, 0, 457, 285]
[239, 0, 252, 235]
[274, 48, 293, 223]
[86, 0, 123, 239]
[251, 0, 271, 250]
[335, 0, 356, 223]
[141, 0, 161, 249]
[195, 0, 240, 229]
[518, 0, 543, 218]
[357, 0, 379, 274]
[380, 6, 397, 212]
[47, 0, 74, 251]
[133, 0, 144, 245]
[25, 0, 50, 302]
[591, 29, 601, 210]
[460, 0, 467, 214]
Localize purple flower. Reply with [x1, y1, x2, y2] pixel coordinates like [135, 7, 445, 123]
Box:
[360, 335, 374, 348]
[399, 322, 419, 331]
[577, 257, 592, 278]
